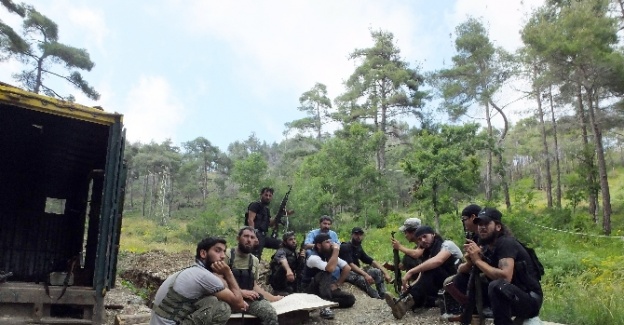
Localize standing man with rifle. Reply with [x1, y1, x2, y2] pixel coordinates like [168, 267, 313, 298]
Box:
[245, 186, 294, 260]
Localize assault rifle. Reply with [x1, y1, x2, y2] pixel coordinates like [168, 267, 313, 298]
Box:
[391, 231, 402, 295]
[271, 185, 292, 239]
[294, 238, 307, 292]
[461, 230, 485, 325]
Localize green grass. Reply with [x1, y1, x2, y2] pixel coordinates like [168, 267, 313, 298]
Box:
[118, 167, 624, 324]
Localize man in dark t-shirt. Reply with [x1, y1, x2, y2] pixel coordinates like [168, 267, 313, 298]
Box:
[460, 208, 543, 325]
[245, 187, 281, 259]
[339, 227, 392, 299]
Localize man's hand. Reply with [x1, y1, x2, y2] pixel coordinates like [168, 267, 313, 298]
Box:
[241, 289, 261, 301]
[383, 273, 392, 283]
[285, 209, 295, 215]
[463, 239, 482, 263]
[269, 295, 284, 302]
[391, 238, 401, 250]
[364, 274, 374, 284]
[286, 271, 295, 282]
[211, 261, 231, 276]
[331, 243, 341, 251]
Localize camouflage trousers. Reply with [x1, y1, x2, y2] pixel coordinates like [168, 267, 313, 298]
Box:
[346, 267, 386, 299]
[246, 298, 278, 325]
[179, 296, 231, 325]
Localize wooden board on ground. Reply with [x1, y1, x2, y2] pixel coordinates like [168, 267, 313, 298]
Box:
[227, 293, 338, 325]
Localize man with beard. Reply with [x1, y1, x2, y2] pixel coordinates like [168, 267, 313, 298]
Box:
[339, 227, 392, 299]
[225, 227, 282, 325]
[385, 226, 462, 320]
[301, 233, 356, 319]
[246, 187, 294, 259]
[303, 215, 339, 256]
[461, 208, 543, 325]
[440, 204, 482, 321]
[150, 237, 247, 325]
[268, 231, 303, 295]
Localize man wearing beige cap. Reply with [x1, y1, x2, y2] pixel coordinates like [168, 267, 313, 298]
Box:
[390, 218, 425, 272]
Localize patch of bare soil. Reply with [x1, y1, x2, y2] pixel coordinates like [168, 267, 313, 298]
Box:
[106, 250, 466, 325]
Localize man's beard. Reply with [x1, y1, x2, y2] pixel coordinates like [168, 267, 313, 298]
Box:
[479, 232, 495, 245]
[202, 256, 215, 272]
[284, 243, 296, 251]
[238, 242, 253, 254]
[351, 238, 361, 246]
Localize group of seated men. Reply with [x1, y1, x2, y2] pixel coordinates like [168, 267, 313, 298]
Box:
[149, 205, 544, 325]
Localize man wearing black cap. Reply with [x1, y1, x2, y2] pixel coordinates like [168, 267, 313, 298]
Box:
[339, 227, 392, 299]
[385, 226, 462, 320]
[460, 207, 543, 325]
[440, 204, 483, 320]
[300, 233, 356, 318]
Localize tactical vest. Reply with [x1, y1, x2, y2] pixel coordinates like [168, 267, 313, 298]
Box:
[228, 248, 255, 290]
[269, 247, 298, 280]
[153, 266, 200, 323]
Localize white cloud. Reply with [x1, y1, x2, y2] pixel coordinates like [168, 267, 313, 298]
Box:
[122, 76, 185, 144]
[167, 0, 426, 102]
[448, 0, 545, 52]
[66, 6, 110, 51]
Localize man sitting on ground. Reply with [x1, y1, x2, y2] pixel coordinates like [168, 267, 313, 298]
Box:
[461, 208, 543, 325]
[150, 237, 247, 325]
[268, 231, 304, 296]
[300, 233, 356, 319]
[339, 227, 392, 299]
[225, 227, 282, 325]
[385, 226, 462, 320]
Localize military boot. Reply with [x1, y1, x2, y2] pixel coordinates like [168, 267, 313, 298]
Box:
[384, 292, 414, 319]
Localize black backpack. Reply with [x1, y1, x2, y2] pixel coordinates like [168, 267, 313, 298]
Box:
[518, 241, 545, 281]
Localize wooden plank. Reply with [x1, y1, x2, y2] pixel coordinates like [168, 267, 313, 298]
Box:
[114, 314, 151, 325]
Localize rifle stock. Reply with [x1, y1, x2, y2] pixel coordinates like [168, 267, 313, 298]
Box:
[460, 231, 485, 325]
[391, 231, 402, 294]
[271, 185, 292, 239]
[294, 237, 306, 292]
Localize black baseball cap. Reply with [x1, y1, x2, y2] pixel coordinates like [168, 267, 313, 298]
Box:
[461, 204, 482, 218]
[414, 226, 435, 238]
[473, 207, 502, 224]
[351, 227, 364, 234]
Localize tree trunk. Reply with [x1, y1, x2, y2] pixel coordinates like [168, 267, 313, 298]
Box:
[586, 88, 611, 235]
[378, 99, 387, 172]
[315, 103, 322, 141]
[485, 101, 493, 201]
[548, 86, 562, 208]
[489, 100, 511, 211]
[142, 174, 148, 216]
[576, 84, 597, 220]
[534, 71, 553, 208]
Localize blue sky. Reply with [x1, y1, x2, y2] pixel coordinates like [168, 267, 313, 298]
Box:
[0, 0, 544, 151]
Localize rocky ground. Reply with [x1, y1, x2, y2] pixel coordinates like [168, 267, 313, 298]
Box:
[105, 250, 559, 325]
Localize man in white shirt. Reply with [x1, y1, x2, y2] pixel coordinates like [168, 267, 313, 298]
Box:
[300, 233, 356, 319]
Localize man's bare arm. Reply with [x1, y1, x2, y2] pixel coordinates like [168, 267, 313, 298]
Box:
[247, 210, 257, 229]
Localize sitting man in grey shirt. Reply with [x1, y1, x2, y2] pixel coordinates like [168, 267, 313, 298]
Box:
[385, 226, 462, 320]
[150, 237, 247, 325]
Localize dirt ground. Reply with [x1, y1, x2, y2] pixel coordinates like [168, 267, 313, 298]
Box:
[106, 250, 560, 325]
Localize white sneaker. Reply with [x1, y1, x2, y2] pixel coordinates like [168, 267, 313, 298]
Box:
[522, 316, 543, 325]
[320, 307, 335, 319]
